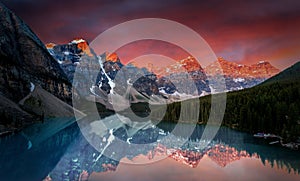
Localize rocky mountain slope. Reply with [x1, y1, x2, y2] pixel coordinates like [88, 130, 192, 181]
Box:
[0, 3, 71, 103]
[206, 57, 280, 91]
[0, 3, 73, 134]
[205, 57, 280, 78]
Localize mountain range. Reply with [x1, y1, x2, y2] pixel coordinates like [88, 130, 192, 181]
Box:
[161, 61, 300, 141]
[206, 57, 279, 78]
[46, 39, 280, 100]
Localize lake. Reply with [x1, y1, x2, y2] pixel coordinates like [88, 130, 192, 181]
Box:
[0, 116, 299, 181]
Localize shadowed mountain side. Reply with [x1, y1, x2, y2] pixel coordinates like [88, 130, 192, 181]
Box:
[0, 94, 36, 135]
[0, 3, 71, 103]
[0, 3, 76, 134]
[261, 62, 300, 85]
[19, 86, 85, 118]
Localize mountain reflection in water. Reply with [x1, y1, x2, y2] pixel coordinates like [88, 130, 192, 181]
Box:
[0, 118, 299, 181]
[90, 153, 299, 181]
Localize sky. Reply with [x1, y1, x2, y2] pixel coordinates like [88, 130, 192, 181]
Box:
[3, 0, 300, 70]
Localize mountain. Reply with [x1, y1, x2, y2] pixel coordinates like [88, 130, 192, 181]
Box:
[224, 61, 300, 140]
[154, 56, 210, 96]
[19, 85, 84, 118]
[206, 57, 280, 78]
[204, 57, 280, 91]
[151, 56, 205, 77]
[141, 56, 280, 94]
[47, 41, 213, 106]
[262, 61, 300, 84]
[162, 61, 300, 141]
[0, 94, 35, 135]
[0, 3, 73, 134]
[0, 2, 71, 102]
[46, 38, 98, 82]
[47, 41, 165, 111]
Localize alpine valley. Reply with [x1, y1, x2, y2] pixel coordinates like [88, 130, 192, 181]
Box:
[0, 1, 294, 138]
[0, 2, 300, 181]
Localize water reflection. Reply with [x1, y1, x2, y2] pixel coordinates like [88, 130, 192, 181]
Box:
[90, 154, 300, 181]
[0, 118, 299, 181]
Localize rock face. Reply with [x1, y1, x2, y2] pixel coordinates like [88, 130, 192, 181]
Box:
[46, 39, 98, 82]
[152, 56, 205, 77]
[205, 57, 280, 91]
[19, 86, 85, 118]
[0, 3, 73, 134]
[154, 56, 210, 95]
[0, 94, 36, 134]
[205, 57, 280, 79]
[0, 3, 71, 103]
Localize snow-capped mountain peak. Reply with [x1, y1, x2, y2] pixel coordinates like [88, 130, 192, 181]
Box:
[105, 52, 120, 62]
[45, 43, 56, 49]
[70, 38, 86, 44]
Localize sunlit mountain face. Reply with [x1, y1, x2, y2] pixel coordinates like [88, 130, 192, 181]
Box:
[206, 57, 280, 78]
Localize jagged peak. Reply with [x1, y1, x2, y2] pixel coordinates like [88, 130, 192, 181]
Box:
[216, 57, 238, 66]
[217, 57, 225, 61]
[45, 43, 56, 49]
[70, 38, 87, 45]
[255, 60, 272, 66]
[47, 38, 93, 57]
[206, 57, 280, 78]
[105, 52, 120, 62]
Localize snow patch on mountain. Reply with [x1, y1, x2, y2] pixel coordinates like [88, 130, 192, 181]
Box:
[98, 56, 115, 94]
[209, 85, 217, 94]
[127, 78, 133, 86]
[70, 39, 86, 44]
[47, 49, 55, 56]
[63, 51, 70, 56]
[30, 82, 35, 92]
[233, 78, 245, 83]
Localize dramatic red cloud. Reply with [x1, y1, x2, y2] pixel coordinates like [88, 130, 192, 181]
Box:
[114, 40, 190, 65]
[110, 40, 194, 70]
[3, 0, 300, 70]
